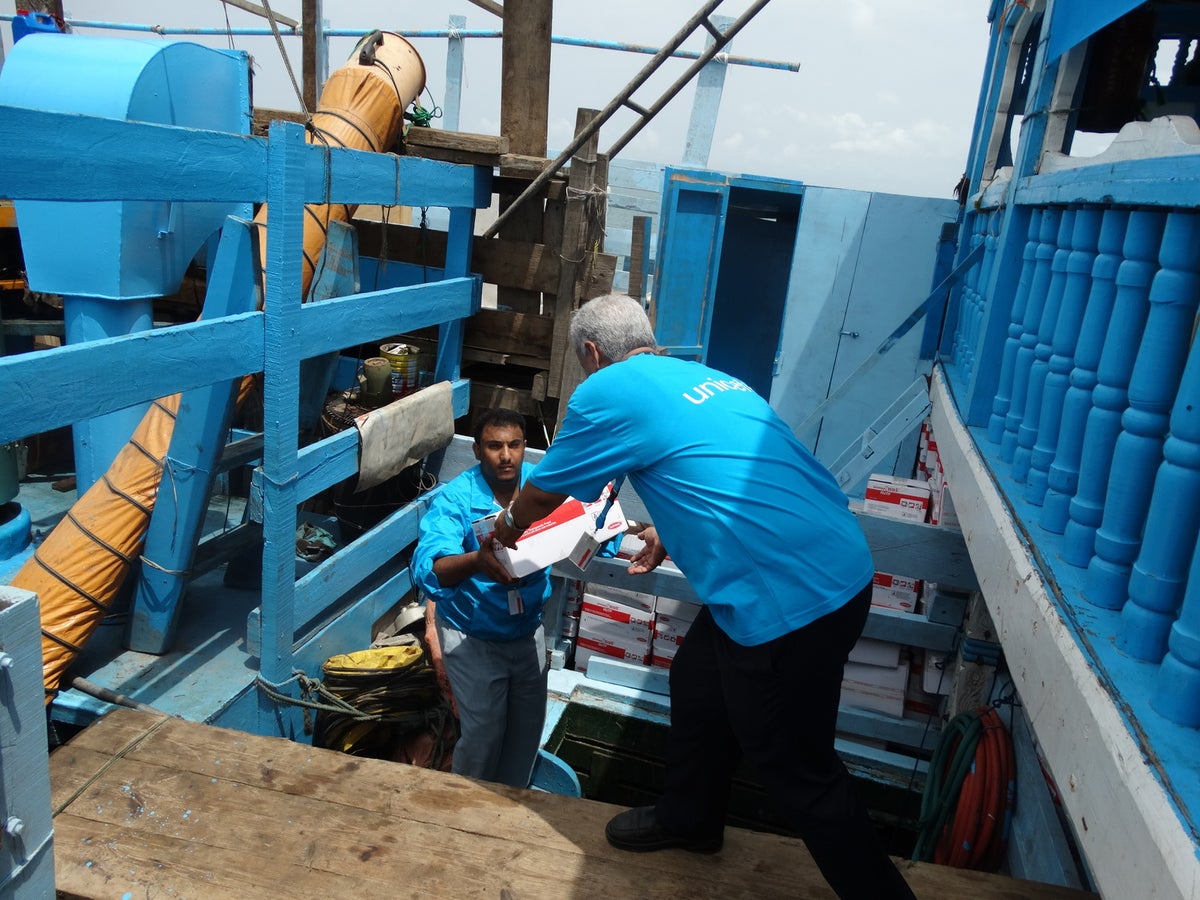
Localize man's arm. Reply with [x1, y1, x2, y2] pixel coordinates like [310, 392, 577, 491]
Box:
[493, 482, 569, 549]
[431, 540, 516, 587]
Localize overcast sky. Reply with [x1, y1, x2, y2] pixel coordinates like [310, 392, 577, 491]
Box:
[3, 1, 992, 199]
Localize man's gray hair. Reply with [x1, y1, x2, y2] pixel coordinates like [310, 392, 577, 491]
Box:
[569, 293, 658, 362]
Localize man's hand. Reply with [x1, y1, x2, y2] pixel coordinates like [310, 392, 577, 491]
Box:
[627, 525, 667, 575]
[477, 536, 517, 584]
[492, 513, 523, 550]
[423, 603, 457, 716]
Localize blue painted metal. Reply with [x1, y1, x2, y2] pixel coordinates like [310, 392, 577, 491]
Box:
[1041, 209, 1128, 534]
[1088, 212, 1200, 610]
[0, 15, 801, 72]
[1063, 210, 1165, 568]
[0, 33, 250, 489]
[127, 217, 262, 654]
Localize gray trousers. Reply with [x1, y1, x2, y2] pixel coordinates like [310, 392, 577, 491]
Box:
[436, 618, 548, 788]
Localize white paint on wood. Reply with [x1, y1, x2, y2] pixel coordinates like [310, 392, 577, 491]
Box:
[930, 366, 1194, 900]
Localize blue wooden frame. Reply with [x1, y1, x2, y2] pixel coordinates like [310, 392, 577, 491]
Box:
[0, 104, 491, 737]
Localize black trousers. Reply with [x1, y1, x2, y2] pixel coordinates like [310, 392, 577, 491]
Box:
[656, 583, 916, 900]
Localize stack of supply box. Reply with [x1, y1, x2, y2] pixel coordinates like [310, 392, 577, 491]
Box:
[863, 472, 929, 615]
[574, 585, 656, 673]
[842, 637, 909, 718]
[650, 596, 701, 669]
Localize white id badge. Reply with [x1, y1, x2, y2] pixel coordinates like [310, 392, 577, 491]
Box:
[508, 588, 524, 615]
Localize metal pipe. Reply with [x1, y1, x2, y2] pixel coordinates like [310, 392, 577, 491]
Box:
[482, 0, 730, 240]
[0, 16, 799, 72]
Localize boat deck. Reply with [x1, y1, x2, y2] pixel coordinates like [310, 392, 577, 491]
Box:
[50, 709, 1097, 900]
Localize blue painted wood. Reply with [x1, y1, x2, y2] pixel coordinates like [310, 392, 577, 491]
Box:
[257, 122, 307, 739]
[681, 15, 732, 168]
[987, 210, 1041, 444]
[1013, 209, 1074, 485]
[652, 174, 728, 357]
[1042, 209, 1129, 533]
[128, 217, 261, 654]
[1015, 154, 1200, 211]
[299, 220, 360, 434]
[1002, 208, 1059, 463]
[1064, 210, 1166, 567]
[0, 105, 493, 210]
[0, 313, 262, 446]
[1089, 212, 1200, 610]
[0, 588, 55, 899]
[953, 216, 984, 371]
[1155, 535, 1200, 726]
[1027, 208, 1101, 506]
[969, 218, 1000, 378]
[1123, 326, 1200, 661]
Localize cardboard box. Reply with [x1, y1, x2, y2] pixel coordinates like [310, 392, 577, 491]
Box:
[864, 474, 931, 523]
[840, 660, 910, 718]
[581, 594, 655, 628]
[586, 584, 656, 613]
[871, 572, 920, 612]
[578, 613, 652, 648]
[654, 596, 702, 621]
[848, 637, 903, 668]
[575, 638, 650, 673]
[653, 620, 691, 646]
[473, 491, 626, 578]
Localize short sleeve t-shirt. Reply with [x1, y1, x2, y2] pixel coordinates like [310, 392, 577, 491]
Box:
[528, 354, 874, 646]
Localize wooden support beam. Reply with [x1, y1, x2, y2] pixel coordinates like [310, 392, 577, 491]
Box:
[498, 0, 553, 314]
[355, 221, 614, 298]
[547, 108, 604, 416]
[401, 127, 509, 166]
[301, 0, 319, 112]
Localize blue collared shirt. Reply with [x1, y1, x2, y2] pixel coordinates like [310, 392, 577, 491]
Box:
[411, 461, 551, 641]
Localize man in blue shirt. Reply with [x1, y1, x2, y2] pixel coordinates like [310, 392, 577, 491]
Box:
[493, 295, 916, 900]
[412, 408, 551, 788]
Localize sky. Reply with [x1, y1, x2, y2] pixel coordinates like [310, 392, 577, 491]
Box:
[2, 1, 993, 199]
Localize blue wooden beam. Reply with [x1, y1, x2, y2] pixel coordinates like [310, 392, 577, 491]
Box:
[127, 218, 264, 655]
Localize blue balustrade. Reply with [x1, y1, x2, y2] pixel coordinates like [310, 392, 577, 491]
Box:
[1123, 333, 1200, 661]
[1003, 207, 1060, 463]
[1014, 209, 1074, 483]
[1088, 212, 1200, 610]
[1156, 536, 1200, 726]
[1064, 210, 1165, 568]
[1042, 209, 1129, 534]
[987, 209, 1041, 444]
[1027, 208, 1100, 505]
[954, 215, 985, 371]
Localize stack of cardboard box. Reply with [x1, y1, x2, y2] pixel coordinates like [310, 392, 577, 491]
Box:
[650, 596, 701, 669]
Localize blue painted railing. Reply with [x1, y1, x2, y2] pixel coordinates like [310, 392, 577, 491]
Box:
[944, 153, 1200, 727]
[0, 104, 491, 737]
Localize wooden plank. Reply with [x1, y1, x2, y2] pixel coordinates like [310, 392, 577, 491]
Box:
[548, 108, 604, 413]
[49, 709, 1097, 899]
[469, 380, 540, 417]
[497, 0, 552, 315]
[402, 127, 508, 167]
[467, 308, 554, 358]
[356, 221, 614, 298]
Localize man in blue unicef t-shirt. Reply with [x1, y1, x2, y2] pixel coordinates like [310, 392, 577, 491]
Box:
[493, 294, 916, 900]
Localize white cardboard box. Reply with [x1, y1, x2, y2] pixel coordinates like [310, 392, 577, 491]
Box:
[575, 639, 650, 673]
[848, 637, 903, 668]
[840, 660, 910, 718]
[473, 491, 626, 578]
[580, 594, 655, 628]
[654, 596, 702, 621]
[578, 614, 652, 648]
[586, 584, 656, 613]
[871, 571, 920, 612]
[863, 474, 931, 523]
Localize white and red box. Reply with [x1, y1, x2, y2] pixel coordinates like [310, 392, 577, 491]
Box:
[586, 584, 656, 613]
[575, 637, 650, 673]
[863, 474, 931, 523]
[473, 490, 627, 578]
[840, 659, 910, 718]
[871, 572, 920, 612]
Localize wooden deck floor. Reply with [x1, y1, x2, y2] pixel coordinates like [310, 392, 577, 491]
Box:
[50, 709, 1097, 899]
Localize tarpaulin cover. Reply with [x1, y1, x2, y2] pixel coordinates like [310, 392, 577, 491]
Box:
[1045, 0, 1143, 61]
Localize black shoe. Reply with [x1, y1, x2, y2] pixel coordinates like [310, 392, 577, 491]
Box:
[605, 806, 723, 854]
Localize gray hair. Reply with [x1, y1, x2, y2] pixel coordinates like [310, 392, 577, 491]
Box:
[569, 294, 658, 362]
